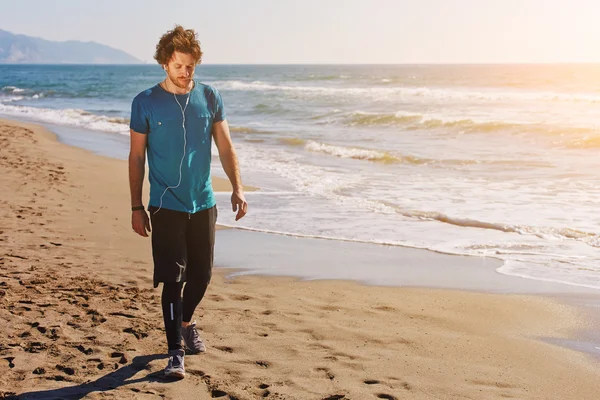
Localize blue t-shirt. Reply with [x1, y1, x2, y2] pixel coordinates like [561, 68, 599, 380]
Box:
[130, 81, 226, 213]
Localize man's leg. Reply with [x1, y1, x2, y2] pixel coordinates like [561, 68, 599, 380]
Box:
[182, 205, 217, 322]
[162, 281, 184, 350]
[181, 205, 217, 353]
[149, 206, 188, 377]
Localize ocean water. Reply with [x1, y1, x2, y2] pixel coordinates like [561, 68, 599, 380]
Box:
[1, 64, 600, 290]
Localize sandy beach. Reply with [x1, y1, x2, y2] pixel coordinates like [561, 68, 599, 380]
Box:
[1, 118, 599, 399]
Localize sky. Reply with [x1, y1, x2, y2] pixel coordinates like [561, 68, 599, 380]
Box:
[1, 0, 600, 64]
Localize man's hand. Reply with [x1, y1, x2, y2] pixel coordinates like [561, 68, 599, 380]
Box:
[231, 190, 248, 221]
[132, 210, 151, 237]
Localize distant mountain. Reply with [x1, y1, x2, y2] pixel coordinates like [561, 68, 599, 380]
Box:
[0, 29, 142, 64]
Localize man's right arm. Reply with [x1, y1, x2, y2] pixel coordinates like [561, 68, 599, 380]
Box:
[129, 129, 150, 237]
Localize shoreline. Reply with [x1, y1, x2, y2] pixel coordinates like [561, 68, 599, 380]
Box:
[1, 117, 599, 399]
[213, 229, 599, 295]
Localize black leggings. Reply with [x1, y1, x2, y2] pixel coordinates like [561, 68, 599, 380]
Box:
[150, 206, 217, 351]
[161, 280, 210, 351]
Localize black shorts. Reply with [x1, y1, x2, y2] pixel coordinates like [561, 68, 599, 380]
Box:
[149, 205, 217, 288]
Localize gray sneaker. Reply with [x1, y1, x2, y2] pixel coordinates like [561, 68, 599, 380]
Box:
[164, 349, 185, 379]
[182, 321, 206, 354]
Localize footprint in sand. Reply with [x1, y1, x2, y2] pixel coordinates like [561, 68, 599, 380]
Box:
[110, 351, 128, 364]
[47, 375, 68, 382]
[321, 395, 345, 400]
[67, 321, 81, 329]
[331, 351, 357, 361]
[109, 311, 137, 319]
[470, 379, 517, 389]
[4, 357, 15, 368]
[210, 389, 228, 398]
[208, 294, 225, 302]
[23, 341, 48, 353]
[123, 327, 149, 339]
[47, 327, 60, 340]
[315, 367, 335, 380]
[376, 394, 398, 400]
[215, 346, 234, 353]
[187, 369, 205, 377]
[230, 294, 252, 301]
[56, 364, 75, 375]
[75, 344, 94, 355]
[255, 360, 270, 368]
[86, 309, 107, 324]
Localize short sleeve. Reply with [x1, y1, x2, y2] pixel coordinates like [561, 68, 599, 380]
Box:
[213, 88, 226, 122]
[130, 95, 150, 134]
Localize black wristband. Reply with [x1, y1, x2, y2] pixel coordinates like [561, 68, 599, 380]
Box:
[131, 205, 145, 212]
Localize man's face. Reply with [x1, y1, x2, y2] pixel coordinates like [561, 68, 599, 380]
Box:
[165, 51, 196, 89]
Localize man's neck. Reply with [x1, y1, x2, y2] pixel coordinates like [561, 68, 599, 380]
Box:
[161, 79, 193, 95]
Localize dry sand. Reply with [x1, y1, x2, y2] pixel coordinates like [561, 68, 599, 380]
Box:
[0, 118, 598, 400]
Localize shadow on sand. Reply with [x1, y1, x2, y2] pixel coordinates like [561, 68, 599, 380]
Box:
[11, 353, 175, 399]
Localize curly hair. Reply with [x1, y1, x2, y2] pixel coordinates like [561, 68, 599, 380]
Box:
[154, 25, 203, 65]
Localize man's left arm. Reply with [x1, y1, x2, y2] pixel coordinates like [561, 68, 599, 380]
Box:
[212, 119, 248, 221]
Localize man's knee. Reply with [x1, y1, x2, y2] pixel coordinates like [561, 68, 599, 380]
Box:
[187, 266, 212, 287]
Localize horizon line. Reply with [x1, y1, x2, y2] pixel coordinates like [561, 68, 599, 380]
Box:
[3, 62, 600, 66]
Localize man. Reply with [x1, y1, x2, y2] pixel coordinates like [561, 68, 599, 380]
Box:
[128, 25, 247, 379]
